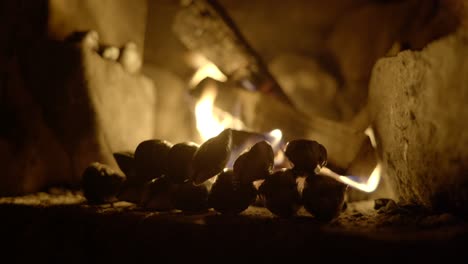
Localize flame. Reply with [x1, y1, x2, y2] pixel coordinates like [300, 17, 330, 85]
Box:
[318, 164, 381, 193]
[319, 126, 381, 193]
[192, 61, 286, 171]
[192, 58, 242, 142]
[365, 126, 378, 148]
[265, 129, 287, 167]
[193, 67, 381, 192]
[195, 84, 245, 142]
[267, 129, 282, 150]
[190, 59, 383, 193]
[189, 62, 227, 88]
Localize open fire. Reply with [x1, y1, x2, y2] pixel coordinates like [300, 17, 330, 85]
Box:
[191, 58, 381, 193]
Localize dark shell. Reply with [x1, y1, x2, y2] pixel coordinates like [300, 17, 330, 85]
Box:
[113, 151, 136, 179]
[191, 129, 232, 185]
[258, 169, 301, 217]
[81, 162, 125, 204]
[117, 182, 144, 204]
[233, 140, 274, 184]
[134, 139, 173, 183]
[284, 139, 327, 174]
[302, 174, 348, 222]
[208, 170, 257, 215]
[167, 142, 199, 184]
[140, 176, 176, 211]
[171, 181, 209, 212]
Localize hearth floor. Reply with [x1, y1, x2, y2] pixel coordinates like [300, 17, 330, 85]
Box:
[1, 189, 467, 262]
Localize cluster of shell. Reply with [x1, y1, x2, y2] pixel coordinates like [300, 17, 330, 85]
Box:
[82, 129, 348, 221]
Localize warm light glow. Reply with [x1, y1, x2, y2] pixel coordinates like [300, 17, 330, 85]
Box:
[317, 126, 382, 193]
[192, 58, 243, 143]
[195, 84, 244, 143]
[265, 129, 286, 166]
[319, 163, 381, 193]
[365, 126, 378, 148]
[189, 62, 227, 87]
[190, 58, 286, 171]
[268, 129, 282, 149]
[318, 164, 381, 193]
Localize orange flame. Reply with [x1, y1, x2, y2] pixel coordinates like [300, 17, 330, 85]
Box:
[194, 84, 245, 143]
[191, 59, 380, 193]
[318, 127, 381, 193]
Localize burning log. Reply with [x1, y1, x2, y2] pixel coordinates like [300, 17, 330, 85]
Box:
[173, 0, 293, 106]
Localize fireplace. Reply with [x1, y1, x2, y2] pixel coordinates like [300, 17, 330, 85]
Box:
[1, 0, 467, 260]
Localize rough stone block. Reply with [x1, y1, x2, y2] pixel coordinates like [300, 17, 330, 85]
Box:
[369, 30, 468, 214]
[0, 34, 156, 195]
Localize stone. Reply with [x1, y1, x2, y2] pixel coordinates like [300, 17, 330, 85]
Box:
[269, 54, 341, 121]
[369, 29, 468, 215]
[0, 32, 156, 195]
[48, 0, 147, 53]
[100, 46, 120, 61]
[0, 0, 152, 196]
[118, 42, 142, 74]
[0, 59, 72, 195]
[327, 0, 460, 119]
[374, 198, 393, 210]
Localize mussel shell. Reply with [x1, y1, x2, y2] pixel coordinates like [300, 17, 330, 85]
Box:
[209, 170, 257, 215]
[82, 162, 125, 204]
[167, 142, 199, 184]
[302, 174, 348, 222]
[191, 129, 232, 185]
[134, 139, 173, 183]
[233, 140, 274, 184]
[258, 169, 301, 217]
[171, 181, 209, 212]
[284, 139, 327, 174]
[113, 151, 136, 180]
[140, 176, 176, 211]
